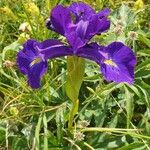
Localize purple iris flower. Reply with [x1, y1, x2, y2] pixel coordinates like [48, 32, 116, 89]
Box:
[17, 3, 136, 89]
[76, 42, 136, 84]
[46, 2, 110, 50]
[17, 39, 73, 89]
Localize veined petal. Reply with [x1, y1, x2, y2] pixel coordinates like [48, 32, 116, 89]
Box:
[22, 39, 38, 57]
[86, 15, 110, 37]
[65, 14, 110, 49]
[17, 39, 47, 89]
[36, 39, 74, 59]
[65, 20, 89, 49]
[17, 39, 39, 75]
[69, 2, 95, 22]
[28, 61, 48, 89]
[17, 51, 32, 75]
[107, 42, 136, 67]
[46, 3, 110, 48]
[101, 63, 134, 84]
[100, 42, 136, 84]
[49, 5, 71, 35]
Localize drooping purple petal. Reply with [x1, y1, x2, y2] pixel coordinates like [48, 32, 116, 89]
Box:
[107, 42, 136, 67]
[17, 39, 46, 88]
[48, 5, 72, 35]
[17, 39, 38, 75]
[75, 41, 136, 84]
[27, 61, 48, 89]
[17, 51, 32, 75]
[22, 39, 38, 57]
[100, 42, 136, 84]
[101, 63, 134, 84]
[17, 39, 74, 89]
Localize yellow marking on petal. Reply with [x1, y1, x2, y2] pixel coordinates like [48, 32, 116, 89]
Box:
[30, 57, 41, 67]
[104, 59, 117, 67]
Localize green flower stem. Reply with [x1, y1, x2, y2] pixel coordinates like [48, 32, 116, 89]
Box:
[68, 99, 79, 129]
[65, 56, 85, 130]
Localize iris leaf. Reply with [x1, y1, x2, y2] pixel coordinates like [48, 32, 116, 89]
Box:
[65, 56, 85, 101]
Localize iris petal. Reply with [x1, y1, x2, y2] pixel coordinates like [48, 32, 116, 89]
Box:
[97, 8, 110, 18]
[49, 5, 71, 35]
[100, 42, 136, 84]
[101, 63, 134, 84]
[76, 43, 105, 63]
[28, 61, 48, 89]
[69, 2, 95, 22]
[17, 39, 38, 75]
[17, 51, 32, 74]
[65, 20, 89, 49]
[36, 39, 73, 59]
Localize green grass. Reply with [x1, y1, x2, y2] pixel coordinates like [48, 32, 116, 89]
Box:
[0, 0, 150, 149]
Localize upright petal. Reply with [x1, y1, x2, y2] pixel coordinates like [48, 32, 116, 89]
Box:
[69, 2, 95, 22]
[65, 20, 89, 49]
[97, 8, 110, 18]
[48, 5, 72, 35]
[46, 3, 110, 49]
[85, 15, 110, 38]
[65, 15, 110, 49]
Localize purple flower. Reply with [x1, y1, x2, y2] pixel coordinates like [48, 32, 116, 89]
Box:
[17, 39, 73, 89]
[76, 42, 136, 84]
[46, 2, 110, 49]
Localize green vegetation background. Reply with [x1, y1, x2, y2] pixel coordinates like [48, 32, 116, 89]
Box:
[0, 0, 150, 149]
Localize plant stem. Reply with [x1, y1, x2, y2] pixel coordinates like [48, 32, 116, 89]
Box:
[68, 99, 79, 130]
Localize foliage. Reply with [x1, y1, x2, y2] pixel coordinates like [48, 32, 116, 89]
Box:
[0, 0, 150, 149]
